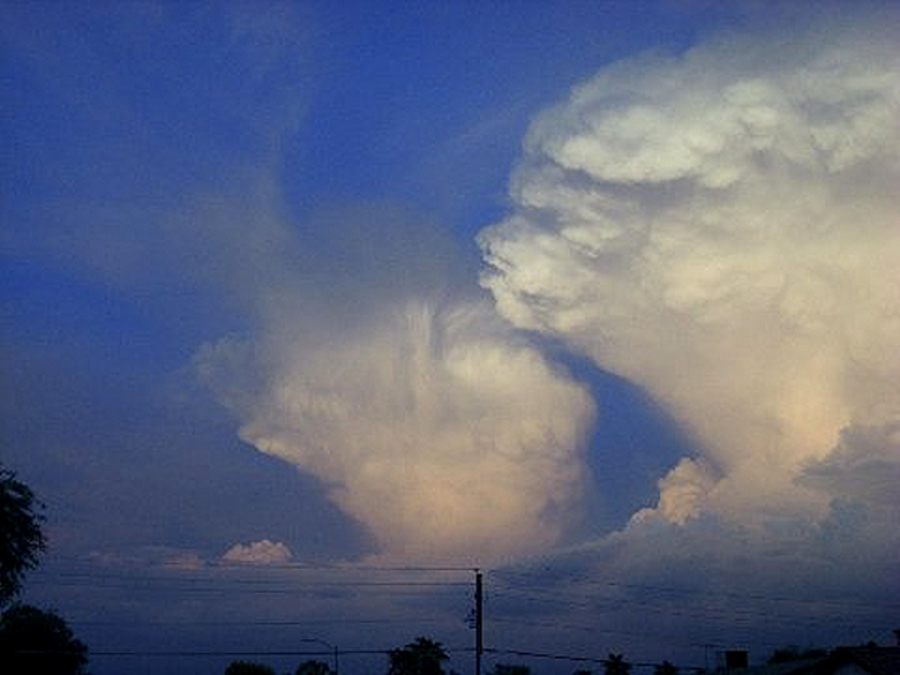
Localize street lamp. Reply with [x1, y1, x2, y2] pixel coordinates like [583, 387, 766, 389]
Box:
[299, 637, 339, 675]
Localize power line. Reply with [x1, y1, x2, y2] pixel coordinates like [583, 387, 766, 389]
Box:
[43, 559, 476, 573]
[26, 558, 895, 674]
[488, 573, 900, 612]
[487, 595, 891, 636]
[33, 570, 471, 585]
[486, 586, 895, 625]
[78, 647, 478, 658]
[67, 616, 468, 637]
[484, 648, 705, 673]
[28, 576, 472, 598]
[37, 562, 896, 614]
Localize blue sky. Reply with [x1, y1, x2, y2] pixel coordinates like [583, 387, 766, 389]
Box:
[3, 2, 900, 675]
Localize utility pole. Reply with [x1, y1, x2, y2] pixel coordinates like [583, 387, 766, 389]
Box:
[474, 569, 483, 675]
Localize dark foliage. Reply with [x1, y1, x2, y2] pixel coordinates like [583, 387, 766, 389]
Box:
[654, 661, 678, 675]
[388, 637, 449, 675]
[0, 603, 88, 675]
[604, 653, 631, 675]
[0, 464, 46, 605]
[296, 659, 336, 675]
[224, 660, 277, 675]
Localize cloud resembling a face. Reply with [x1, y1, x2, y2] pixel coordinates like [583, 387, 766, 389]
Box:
[199, 207, 595, 566]
[479, 8, 900, 527]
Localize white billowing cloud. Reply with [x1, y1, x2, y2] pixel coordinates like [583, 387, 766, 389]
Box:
[201, 298, 595, 565]
[223, 539, 293, 565]
[632, 458, 719, 526]
[194, 201, 596, 565]
[479, 9, 900, 527]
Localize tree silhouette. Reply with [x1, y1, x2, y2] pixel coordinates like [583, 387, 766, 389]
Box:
[489, 665, 532, 675]
[0, 464, 46, 606]
[224, 660, 276, 675]
[603, 653, 631, 675]
[297, 659, 336, 675]
[388, 637, 449, 675]
[654, 661, 678, 675]
[0, 603, 88, 675]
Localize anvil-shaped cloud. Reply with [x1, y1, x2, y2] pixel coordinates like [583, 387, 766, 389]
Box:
[479, 8, 900, 530]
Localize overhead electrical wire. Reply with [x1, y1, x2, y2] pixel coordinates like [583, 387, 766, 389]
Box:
[486, 573, 900, 613]
[24, 559, 895, 673]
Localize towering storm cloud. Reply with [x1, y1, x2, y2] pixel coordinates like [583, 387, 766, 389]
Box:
[479, 10, 900, 527]
[198, 206, 595, 565]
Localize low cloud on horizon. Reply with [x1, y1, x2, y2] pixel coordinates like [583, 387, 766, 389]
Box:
[222, 539, 294, 565]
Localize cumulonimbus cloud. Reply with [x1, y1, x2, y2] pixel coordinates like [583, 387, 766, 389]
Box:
[197, 205, 595, 566]
[200, 300, 594, 565]
[478, 8, 900, 527]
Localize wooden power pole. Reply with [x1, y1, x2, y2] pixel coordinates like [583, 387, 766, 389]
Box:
[475, 569, 483, 675]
